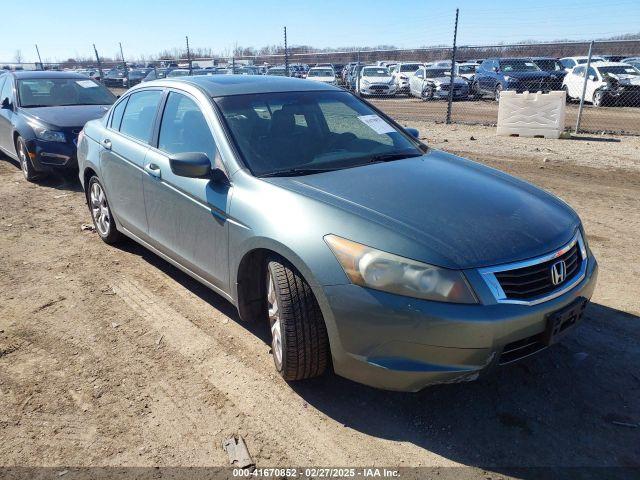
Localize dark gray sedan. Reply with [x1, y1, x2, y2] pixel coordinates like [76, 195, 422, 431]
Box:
[77, 75, 597, 391]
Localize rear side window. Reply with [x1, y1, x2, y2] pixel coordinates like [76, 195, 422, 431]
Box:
[119, 90, 162, 143]
[158, 92, 216, 160]
[110, 97, 128, 130]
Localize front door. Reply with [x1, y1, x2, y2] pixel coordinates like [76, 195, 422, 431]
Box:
[142, 90, 231, 292]
[0, 76, 15, 154]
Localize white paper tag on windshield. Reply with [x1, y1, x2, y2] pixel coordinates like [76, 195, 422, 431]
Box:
[625, 68, 636, 73]
[357, 115, 395, 135]
[76, 80, 98, 88]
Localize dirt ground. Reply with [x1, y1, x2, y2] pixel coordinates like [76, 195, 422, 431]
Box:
[0, 121, 639, 478]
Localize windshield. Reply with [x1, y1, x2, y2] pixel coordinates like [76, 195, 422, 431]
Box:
[424, 68, 449, 78]
[308, 69, 334, 77]
[362, 67, 389, 77]
[399, 64, 421, 72]
[168, 70, 189, 77]
[532, 59, 563, 71]
[17, 78, 116, 107]
[457, 65, 476, 74]
[599, 65, 640, 76]
[499, 60, 540, 72]
[215, 91, 422, 177]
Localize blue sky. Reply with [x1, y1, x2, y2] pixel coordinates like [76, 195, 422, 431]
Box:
[2, 0, 639, 62]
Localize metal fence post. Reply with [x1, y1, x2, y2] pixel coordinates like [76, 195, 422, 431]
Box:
[119, 42, 128, 87]
[575, 40, 594, 134]
[93, 44, 104, 83]
[186, 36, 193, 75]
[356, 50, 361, 96]
[34, 44, 43, 70]
[446, 8, 459, 124]
[284, 26, 289, 77]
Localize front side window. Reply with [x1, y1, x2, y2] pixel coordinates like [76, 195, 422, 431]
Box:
[215, 91, 422, 177]
[119, 90, 162, 143]
[573, 66, 586, 77]
[17, 78, 115, 107]
[158, 92, 216, 160]
[110, 97, 129, 130]
[561, 59, 575, 69]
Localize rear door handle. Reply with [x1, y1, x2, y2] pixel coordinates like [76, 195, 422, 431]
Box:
[144, 163, 161, 179]
[102, 139, 112, 150]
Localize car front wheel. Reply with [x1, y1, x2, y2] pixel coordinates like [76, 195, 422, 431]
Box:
[593, 90, 606, 107]
[494, 83, 503, 101]
[16, 137, 39, 182]
[266, 258, 329, 381]
[87, 176, 121, 244]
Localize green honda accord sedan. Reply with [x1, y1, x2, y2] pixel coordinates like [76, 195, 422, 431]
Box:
[77, 75, 597, 391]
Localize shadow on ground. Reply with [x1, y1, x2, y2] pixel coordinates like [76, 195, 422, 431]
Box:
[116, 237, 640, 477]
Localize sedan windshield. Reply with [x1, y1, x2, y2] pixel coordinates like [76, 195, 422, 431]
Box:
[599, 65, 640, 76]
[18, 78, 116, 107]
[362, 67, 389, 77]
[457, 65, 477, 74]
[499, 60, 540, 72]
[532, 59, 563, 71]
[399, 64, 421, 72]
[424, 68, 450, 78]
[215, 91, 423, 177]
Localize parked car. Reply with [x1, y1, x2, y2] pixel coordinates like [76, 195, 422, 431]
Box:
[473, 58, 555, 100]
[103, 69, 128, 87]
[560, 56, 605, 71]
[562, 62, 640, 106]
[127, 68, 152, 87]
[389, 62, 423, 94]
[306, 67, 337, 84]
[453, 62, 478, 81]
[357, 66, 396, 96]
[0, 71, 116, 181]
[77, 75, 597, 392]
[142, 68, 174, 82]
[267, 66, 288, 77]
[409, 67, 469, 100]
[601, 55, 627, 63]
[622, 57, 640, 69]
[529, 57, 567, 90]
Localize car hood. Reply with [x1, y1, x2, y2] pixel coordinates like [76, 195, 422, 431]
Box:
[21, 105, 111, 128]
[502, 70, 550, 79]
[604, 74, 640, 85]
[430, 76, 468, 85]
[265, 150, 580, 269]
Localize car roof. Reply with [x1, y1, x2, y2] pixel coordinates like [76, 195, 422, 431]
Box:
[10, 70, 88, 79]
[146, 74, 340, 96]
[592, 61, 638, 68]
[529, 57, 560, 60]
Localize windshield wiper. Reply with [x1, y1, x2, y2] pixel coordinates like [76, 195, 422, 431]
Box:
[368, 152, 423, 163]
[259, 167, 337, 177]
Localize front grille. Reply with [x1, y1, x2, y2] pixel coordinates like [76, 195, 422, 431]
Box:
[499, 333, 546, 365]
[494, 243, 582, 300]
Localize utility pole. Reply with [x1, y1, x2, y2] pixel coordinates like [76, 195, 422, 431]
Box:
[119, 42, 129, 87]
[93, 44, 104, 83]
[446, 8, 459, 124]
[575, 40, 594, 134]
[34, 44, 43, 70]
[186, 36, 193, 75]
[284, 26, 289, 77]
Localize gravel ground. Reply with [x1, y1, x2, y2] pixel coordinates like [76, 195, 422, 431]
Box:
[0, 121, 639, 478]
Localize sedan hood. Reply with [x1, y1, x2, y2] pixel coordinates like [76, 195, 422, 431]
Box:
[431, 76, 468, 85]
[21, 105, 110, 128]
[266, 151, 580, 269]
[503, 70, 551, 79]
[364, 76, 393, 83]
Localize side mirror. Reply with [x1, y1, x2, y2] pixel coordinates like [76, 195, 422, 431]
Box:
[589, 75, 596, 81]
[1, 98, 11, 110]
[169, 152, 212, 178]
[405, 127, 420, 139]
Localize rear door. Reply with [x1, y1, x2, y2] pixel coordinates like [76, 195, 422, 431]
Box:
[142, 89, 231, 292]
[99, 89, 163, 238]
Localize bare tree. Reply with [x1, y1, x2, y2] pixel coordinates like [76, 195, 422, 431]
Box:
[14, 49, 23, 64]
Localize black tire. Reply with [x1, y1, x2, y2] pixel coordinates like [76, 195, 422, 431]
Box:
[266, 258, 329, 381]
[16, 136, 40, 182]
[422, 85, 434, 101]
[87, 175, 122, 244]
[593, 90, 606, 107]
[471, 81, 482, 98]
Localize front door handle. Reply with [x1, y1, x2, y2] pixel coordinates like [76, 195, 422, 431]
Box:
[144, 163, 161, 179]
[102, 139, 112, 150]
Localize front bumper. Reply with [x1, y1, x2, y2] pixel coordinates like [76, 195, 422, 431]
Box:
[319, 254, 598, 392]
[25, 138, 78, 172]
[360, 84, 397, 96]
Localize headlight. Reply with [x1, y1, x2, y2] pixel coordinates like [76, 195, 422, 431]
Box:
[33, 125, 66, 143]
[504, 75, 517, 82]
[325, 235, 477, 304]
[361, 79, 370, 85]
[388, 78, 395, 85]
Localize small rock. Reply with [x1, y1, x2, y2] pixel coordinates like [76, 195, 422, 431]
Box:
[543, 157, 550, 163]
[470, 136, 476, 141]
[81, 224, 95, 232]
[222, 318, 229, 325]
[111, 322, 119, 329]
[58, 471, 69, 477]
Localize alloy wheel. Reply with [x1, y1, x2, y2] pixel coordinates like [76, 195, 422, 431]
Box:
[267, 272, 283, 368]
[90, 181, 111, 237]
[18, 141, 29, 179]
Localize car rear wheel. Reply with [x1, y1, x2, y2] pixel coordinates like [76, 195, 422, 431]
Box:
[88, 176, 121, 244]
[266, 258, 329, 381]
[562, 85, 572, 103]
[16, 137, 39, 182]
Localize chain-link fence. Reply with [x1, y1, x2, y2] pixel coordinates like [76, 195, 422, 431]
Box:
[3, 38, 639, 135]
